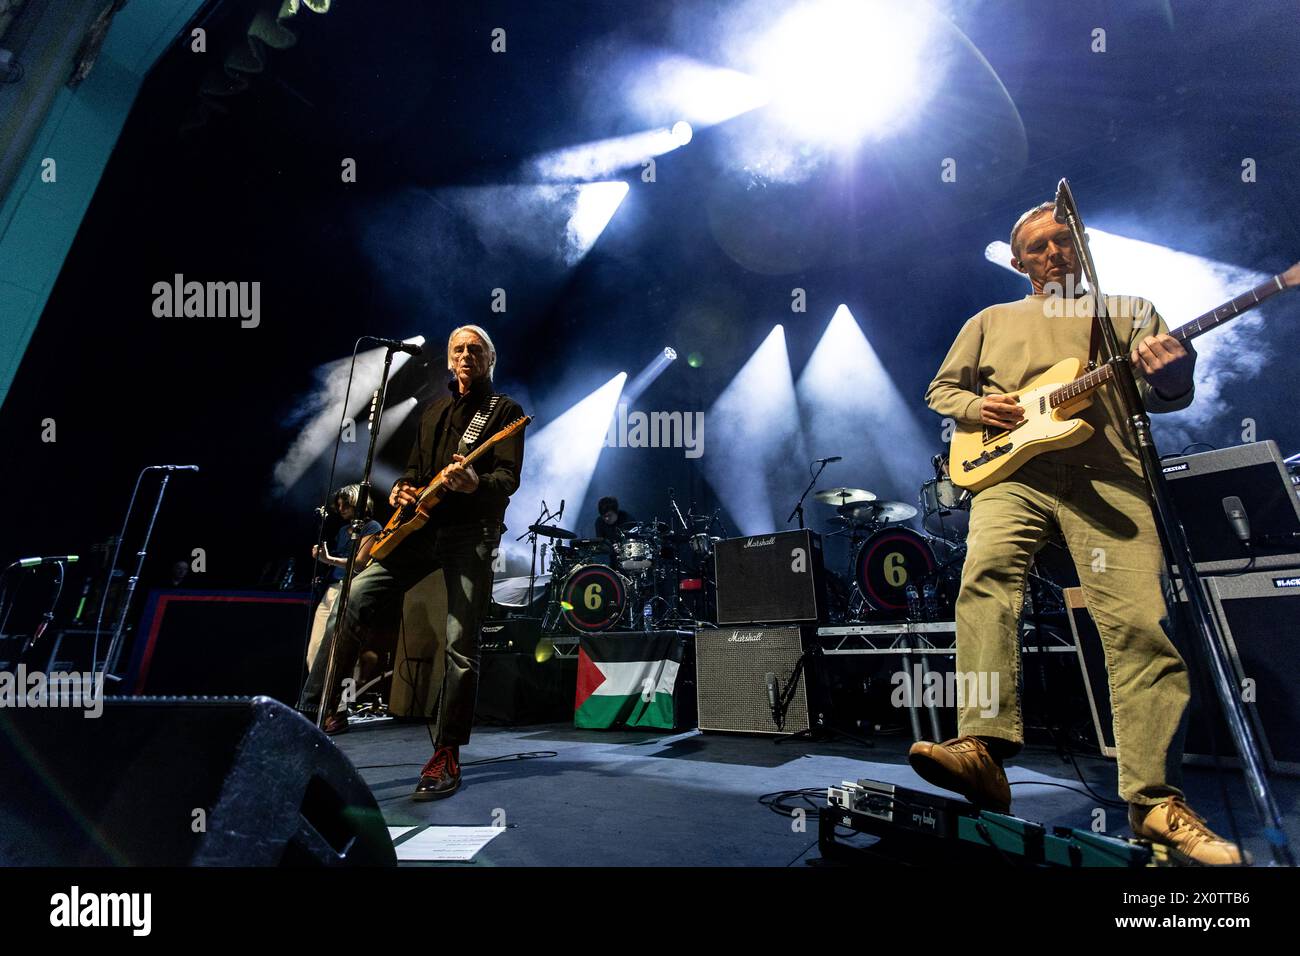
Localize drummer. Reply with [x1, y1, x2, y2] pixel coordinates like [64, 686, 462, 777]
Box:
[594, 496, 637, 542]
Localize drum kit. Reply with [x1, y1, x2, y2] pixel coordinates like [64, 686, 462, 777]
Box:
[529, 507, 724, 634]
[815, 454, 972, 623]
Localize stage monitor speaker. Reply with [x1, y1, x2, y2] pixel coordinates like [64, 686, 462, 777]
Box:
[1160, 440, 1300, 573]
[714, 530, 828, 626]
[0, 696, 395, 866]
[126, 589, 312, 705]
[696, 625, 816, 734]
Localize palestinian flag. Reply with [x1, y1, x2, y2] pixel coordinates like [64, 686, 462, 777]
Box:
[574, 631, 685, 730]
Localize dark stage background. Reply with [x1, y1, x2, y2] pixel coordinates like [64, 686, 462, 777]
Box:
[2, 0, 1299, 601]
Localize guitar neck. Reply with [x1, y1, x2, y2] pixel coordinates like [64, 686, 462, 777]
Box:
[1049, 274, 1289, 408]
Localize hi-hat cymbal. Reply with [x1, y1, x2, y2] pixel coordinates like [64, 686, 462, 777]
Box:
[814, 487, 877, 506]
[529, 523, 577, 540]
[838, 500, 918, 525]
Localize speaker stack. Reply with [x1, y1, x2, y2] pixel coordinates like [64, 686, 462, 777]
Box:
[699, 530, 830, 734]
[1066, 440, 1300, 775]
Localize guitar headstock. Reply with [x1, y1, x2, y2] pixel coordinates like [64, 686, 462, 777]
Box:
[500, 415, 532, 437]
[1281, 261, 1300, 289]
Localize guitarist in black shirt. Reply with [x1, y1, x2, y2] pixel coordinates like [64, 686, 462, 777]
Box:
[302, 325, 525, 801]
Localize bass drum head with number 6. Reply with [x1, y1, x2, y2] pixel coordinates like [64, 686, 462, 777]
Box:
[855, 528, 937, 613]
[560, 563, 628, 633]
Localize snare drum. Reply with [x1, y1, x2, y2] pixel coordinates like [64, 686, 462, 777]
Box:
[559, 563, 629, 633]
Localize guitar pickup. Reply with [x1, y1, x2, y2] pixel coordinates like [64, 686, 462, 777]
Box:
[960, 442, 1014, 472]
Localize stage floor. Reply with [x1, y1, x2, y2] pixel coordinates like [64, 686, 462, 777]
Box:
[333, 719, 1300, 866]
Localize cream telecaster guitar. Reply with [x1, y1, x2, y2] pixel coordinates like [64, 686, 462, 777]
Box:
[949, 263, 1300, 492]
[370, 414, 531, 561]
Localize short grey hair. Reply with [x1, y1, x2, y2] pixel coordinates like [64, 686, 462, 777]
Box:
[1009, 201, 1057, 259]
[447, 325, 497, 381]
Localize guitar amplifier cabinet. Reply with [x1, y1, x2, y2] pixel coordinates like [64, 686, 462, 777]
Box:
[1160, 440, 1300, 574]
[1066, 575, 1300, 776]
[695, 625, 822, 735]
[713, 529, 828, 626]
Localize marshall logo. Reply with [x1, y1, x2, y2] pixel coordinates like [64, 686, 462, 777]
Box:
[1161, 462, 1190, 474]
[744, 536, 776, 548]
[727, 631, 764, 643]
[1273, 577, 1300, 589]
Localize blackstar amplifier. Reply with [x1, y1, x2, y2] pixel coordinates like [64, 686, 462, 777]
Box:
[1066, 575, 1300, 776]
[1160, 440, 1300, 574]
[713, 529, 828, 625]
[696, 625, 818, 734]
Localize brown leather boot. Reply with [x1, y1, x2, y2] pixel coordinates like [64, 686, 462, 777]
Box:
[908, 735, 1012, 813]
[1129, 798, 1251, 866]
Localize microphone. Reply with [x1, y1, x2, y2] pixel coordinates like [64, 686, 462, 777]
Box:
[766, 672, 780, 721]
[365, 336, 423, 356]
[1054, 179, 1072, 223]
[9, 555, 80, 569]
[1222, 496, 1252, 546]
[148, 465, 200, 472]
[558, 499, 565, 519]
[814, 456, 843, 464]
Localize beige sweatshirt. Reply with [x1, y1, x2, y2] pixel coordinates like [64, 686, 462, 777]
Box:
[926, 293, 1194, 476]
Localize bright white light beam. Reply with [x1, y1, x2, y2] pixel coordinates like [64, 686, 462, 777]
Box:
[703, 325, 804, 535]
[502, 372, 628, 565]
[796, 304, 932, 499]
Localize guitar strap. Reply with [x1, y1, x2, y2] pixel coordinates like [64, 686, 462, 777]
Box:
[456, 394, 499, 456]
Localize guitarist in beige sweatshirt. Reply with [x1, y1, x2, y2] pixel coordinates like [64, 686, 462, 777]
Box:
[915, 200, 1248, 865]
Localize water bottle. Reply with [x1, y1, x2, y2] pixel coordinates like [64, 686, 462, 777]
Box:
[905, 584, 922, 622]
[642, 601, 654, 631]
[922, 580, 938, 621]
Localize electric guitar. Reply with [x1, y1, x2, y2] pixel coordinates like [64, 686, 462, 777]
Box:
[369, 414, 531, 561]
[948, 263, 1300, 492]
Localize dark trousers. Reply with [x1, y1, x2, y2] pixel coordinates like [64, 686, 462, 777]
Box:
[300, 519, 500, 747]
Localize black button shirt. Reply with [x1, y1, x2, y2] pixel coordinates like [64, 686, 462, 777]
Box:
[397, 378, 525, 530]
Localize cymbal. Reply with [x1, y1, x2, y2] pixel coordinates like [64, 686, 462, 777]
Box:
[838, 500, 918, 525]
[814, 487, 877, 506]
[529, 523, 577, 540]
[628, 521, 668, 535]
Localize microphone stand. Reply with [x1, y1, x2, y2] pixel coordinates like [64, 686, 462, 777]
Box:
[315, 348, 398, 730]
[103, 472, 174, 679]
[1056, 178, 1291, 865]
[518, 501, 559, 610]
[788, 459, 832, 530]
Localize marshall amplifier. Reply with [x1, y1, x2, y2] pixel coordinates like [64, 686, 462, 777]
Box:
[1160, 440, 1300, 574]
[713, 529, 828, 626]
[696, 625, 821, 734]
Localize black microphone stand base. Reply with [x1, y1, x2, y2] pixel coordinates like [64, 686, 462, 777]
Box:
[772, 718, 874, 750]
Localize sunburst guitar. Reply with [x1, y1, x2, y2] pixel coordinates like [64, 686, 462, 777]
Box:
[949, 262, 1299, 492]
[370, 414, 531, 561]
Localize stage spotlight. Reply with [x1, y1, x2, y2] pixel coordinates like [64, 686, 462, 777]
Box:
[687, 352, 703, 368]
[671, 121, 693, 146]
[502, 372, 628, 566]
[984, 231, 1272, 433]
[796, 305, 931, 500]
[748, 0, 939, 147]
[623, 346, 679, 404]
[626, 53, 770, 128]
[704, 325, 806, 535]
[272, 343, 421, 495]
[566, 182, 630, 265]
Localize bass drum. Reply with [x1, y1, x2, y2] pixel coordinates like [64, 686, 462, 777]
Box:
[560, 563, 629, 633]
[855, 527, 939, 614]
